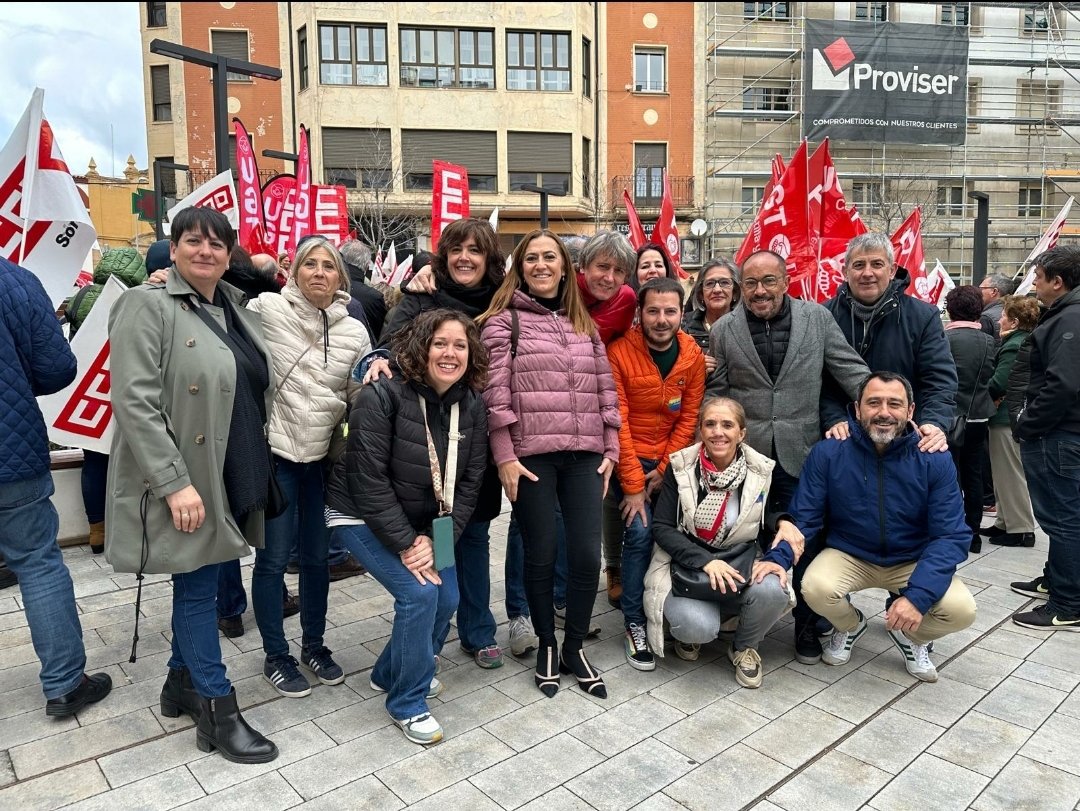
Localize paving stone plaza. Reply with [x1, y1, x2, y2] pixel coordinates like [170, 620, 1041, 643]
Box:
[0, 508, 1077, 811]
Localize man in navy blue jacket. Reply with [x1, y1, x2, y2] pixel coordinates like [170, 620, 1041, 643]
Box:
[0, 258, 112, 716]
[792, 372, 976, 683]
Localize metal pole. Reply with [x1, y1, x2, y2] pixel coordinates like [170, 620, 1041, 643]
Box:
[153, 160, 164, 240]
[970, 191, 990, 286]
[539, 191, 550, 230]
[214, 56, 231, 176]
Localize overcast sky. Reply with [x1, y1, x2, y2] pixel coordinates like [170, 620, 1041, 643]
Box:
[0, 3, 147, 178]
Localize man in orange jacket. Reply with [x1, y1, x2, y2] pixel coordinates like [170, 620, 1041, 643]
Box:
[607, 277, 706, 670]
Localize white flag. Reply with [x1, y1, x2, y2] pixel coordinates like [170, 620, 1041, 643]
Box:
[0, 88, 98, 306]
[1015, 197, 1074, 295]
[164, 170, 240, 235]
[489, 207, 499, 232]
[387, 253, 413, 288]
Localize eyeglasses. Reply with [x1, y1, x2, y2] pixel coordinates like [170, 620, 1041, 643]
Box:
[702, 278, 734, 290]
[741, 276, 784, 292]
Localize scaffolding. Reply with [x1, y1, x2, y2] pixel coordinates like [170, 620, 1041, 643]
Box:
[704, 1, 1080, 280]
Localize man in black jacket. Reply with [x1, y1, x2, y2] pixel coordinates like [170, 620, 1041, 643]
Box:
[1011, 245, 1080, 631]
[822, 233, 957, 453]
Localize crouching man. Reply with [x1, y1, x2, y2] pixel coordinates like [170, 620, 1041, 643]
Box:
[791, 372, 976, 682]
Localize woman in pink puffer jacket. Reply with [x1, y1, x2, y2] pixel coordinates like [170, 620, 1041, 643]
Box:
[478, 229, 620, 700]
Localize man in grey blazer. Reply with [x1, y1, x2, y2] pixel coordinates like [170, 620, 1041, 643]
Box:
[707, 250, 870, 663]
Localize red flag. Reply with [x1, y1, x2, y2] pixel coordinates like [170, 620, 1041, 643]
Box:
[890, 208, 933, 302]
[648, 171, 688, 279]
[286, 126, 313, 258]
[233, 119, 269, 255]
[622, 189, 648, 250]
[735, 140, 814, 291]
[431, 160, 470, 248]
[763, 152, 786, 200]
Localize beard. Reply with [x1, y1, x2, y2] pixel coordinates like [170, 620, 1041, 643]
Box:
[863, 418, 902, 445]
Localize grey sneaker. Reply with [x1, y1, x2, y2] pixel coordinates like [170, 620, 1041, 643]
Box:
[508, 616, 539, 657]
[393, 711, 443, 745]
[820, 609, 867, 666]
[728, 645, 763, 688]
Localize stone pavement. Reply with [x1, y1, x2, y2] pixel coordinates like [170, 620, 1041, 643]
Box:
[1, 510, 1078, 811]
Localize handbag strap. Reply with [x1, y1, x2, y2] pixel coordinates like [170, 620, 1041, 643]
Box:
[418, 396, 460, 516]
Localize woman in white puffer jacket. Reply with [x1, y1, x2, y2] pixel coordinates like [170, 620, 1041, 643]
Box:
[248, 236, 371, 697]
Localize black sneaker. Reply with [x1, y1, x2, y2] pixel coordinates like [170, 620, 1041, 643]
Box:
[264, 654, 312, 697]
[624, 623, 655, 671]
[991, 532, 1036, 548]
[794, 619, 822, 665]
[1013, 603, 1080, 632]
[1011, 576, 1050, 600]
[217, 615, 244, 638]
[301, 646, 346, 685]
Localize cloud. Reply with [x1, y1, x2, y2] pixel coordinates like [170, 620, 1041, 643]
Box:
[0, 3, 146, 177]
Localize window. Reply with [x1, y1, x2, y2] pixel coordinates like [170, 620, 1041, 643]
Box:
[582, 137, 592, 198]
[634, 143, 666, 207]
[401, 129, 497, 192]
[322, 128, 392, 189]
[582, 38, 592, 98]
[1018, 80, 1062, 133]
[855, 2, 889, 22]
[937, 185, 964, 216]
[1022, 5, 1058, 35]
[742, 80, 792, 111]
[743, 2, 790, 20]
[298, 26, 308, 91]
[940, 3, 969, 26]
[850, 181, 882, 210]
[507, 31, 570, 91]
[741, 185, 765, 214]
[150, 65, 171, 122]
[156, 156, 177, 201]
[146, 2, 166, 28]
[508, 132, 572, 194]
[1019, 185, 1043, 217]
[401, 27, 494, 89]
[634, 48, 666, 93]
[967, 77, 980, 131]
[319, 24, 387, 86]
[210, 30, 250, 82]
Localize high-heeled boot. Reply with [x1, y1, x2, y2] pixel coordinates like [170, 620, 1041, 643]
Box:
[88, 521, 105, 555]
[160, 666, 201, 721]
[560, 645, 607, 699]
[196, 688, 278, 764]
[534, 641, 561, 698]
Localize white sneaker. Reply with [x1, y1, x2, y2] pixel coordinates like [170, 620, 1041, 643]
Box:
[888, 629, 938, 682]
[369, 676, 443, 699]
[673, 640, 700, 661]
[394, 711, 443, 745]
[508, 616, 539, 657]
[820, 609, 867, 666]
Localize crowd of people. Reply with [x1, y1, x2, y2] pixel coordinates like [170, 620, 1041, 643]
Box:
[1, 215, 1076, 763]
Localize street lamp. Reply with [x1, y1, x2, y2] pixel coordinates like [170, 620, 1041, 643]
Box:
[153, 158, 188, 240]
[149, 39, 282, 176]
[521, 183, 567, 230]
[969, 191, 990, 285]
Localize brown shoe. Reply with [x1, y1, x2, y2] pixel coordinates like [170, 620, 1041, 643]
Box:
[605, 567, 622, 609]
[282, 591, 300, 619]
[88, 521, 105, 555]
[328, 553, 366, 582]
[218, 616, 244, 638]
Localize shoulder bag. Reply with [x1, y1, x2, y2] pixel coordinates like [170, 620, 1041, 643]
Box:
[948, 337, 990, 448]
[669, 540, 758, 610]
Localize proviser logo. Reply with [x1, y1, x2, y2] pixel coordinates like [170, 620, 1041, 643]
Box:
[811, 35, 960, 95]
[812, 37, 856, 91]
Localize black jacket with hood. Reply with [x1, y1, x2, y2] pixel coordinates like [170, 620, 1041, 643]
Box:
[1015, 286, 1080, 440]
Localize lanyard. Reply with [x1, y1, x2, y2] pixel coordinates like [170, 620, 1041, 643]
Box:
[418, 397, 460, 517]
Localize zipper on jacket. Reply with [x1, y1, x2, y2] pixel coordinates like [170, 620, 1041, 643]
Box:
[876, 455, 887, 557]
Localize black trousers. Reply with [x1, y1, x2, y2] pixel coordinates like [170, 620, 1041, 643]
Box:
[951, 422, 989, 546]
[512, 451, 603, 650]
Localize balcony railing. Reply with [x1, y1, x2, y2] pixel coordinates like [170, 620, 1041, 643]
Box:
[608, 175, 695, 212]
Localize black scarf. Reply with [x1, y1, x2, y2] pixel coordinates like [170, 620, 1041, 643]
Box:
[439, 277, 498, 318]
[191, 291, 271, 519]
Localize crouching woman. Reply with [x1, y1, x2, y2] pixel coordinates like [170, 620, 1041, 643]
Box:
[325, 309, 489, 745]
[644, 397, 802, 688]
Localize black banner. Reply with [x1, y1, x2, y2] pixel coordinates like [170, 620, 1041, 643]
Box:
[803, 20, 969, 145]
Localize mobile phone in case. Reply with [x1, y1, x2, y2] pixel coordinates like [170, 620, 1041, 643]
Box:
[432, 516, 455, 571]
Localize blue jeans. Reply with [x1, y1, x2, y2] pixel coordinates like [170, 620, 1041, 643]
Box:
[506, 510, 569, 617]
[334, 524, 458, 719]
[455, 520, 497, 651]
[169, 562, 231, 698]
[609, 458, 658, 627]
[80, 449, 108, 524]
[0, 472, 85, 699]
[252, 458, 330, 659]
[1022, 431, 1080, 615]
[291, 532, 351, 566]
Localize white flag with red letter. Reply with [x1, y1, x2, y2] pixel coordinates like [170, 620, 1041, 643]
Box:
[0, 88, 97, 306]
[164, 170, 239, 234]
[924, 259, 956, 312]
[1015, 196, 1074, 295]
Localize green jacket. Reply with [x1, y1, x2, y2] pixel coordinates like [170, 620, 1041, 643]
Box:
[988, 329, 1029, 427]
[105, 270, 274, 574]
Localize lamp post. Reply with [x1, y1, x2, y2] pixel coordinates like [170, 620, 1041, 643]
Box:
[969, 191, 990, 286]
[521, 183, 567, 230]
[149, 39, 282, 176]
[153, 159, 188, 240]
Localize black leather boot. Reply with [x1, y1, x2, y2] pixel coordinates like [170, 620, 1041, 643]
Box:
[196, 688, 278, 764]
[160, 667, 201, 721]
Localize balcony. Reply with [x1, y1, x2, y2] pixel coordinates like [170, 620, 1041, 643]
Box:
[608, 175, 695, 212]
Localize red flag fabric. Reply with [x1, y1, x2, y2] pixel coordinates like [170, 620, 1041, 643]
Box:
[648, 171, 688, 279]
[890, 208, 933, 302]
[431, 160, 470, 248]
[735, 140, 815, 290]
[622, 189, 648, 250]
[763, 152, 786, 200]
[286, 126, 313, 259]
[233, 119, 269, 255]
[261, 176, 348, 258]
